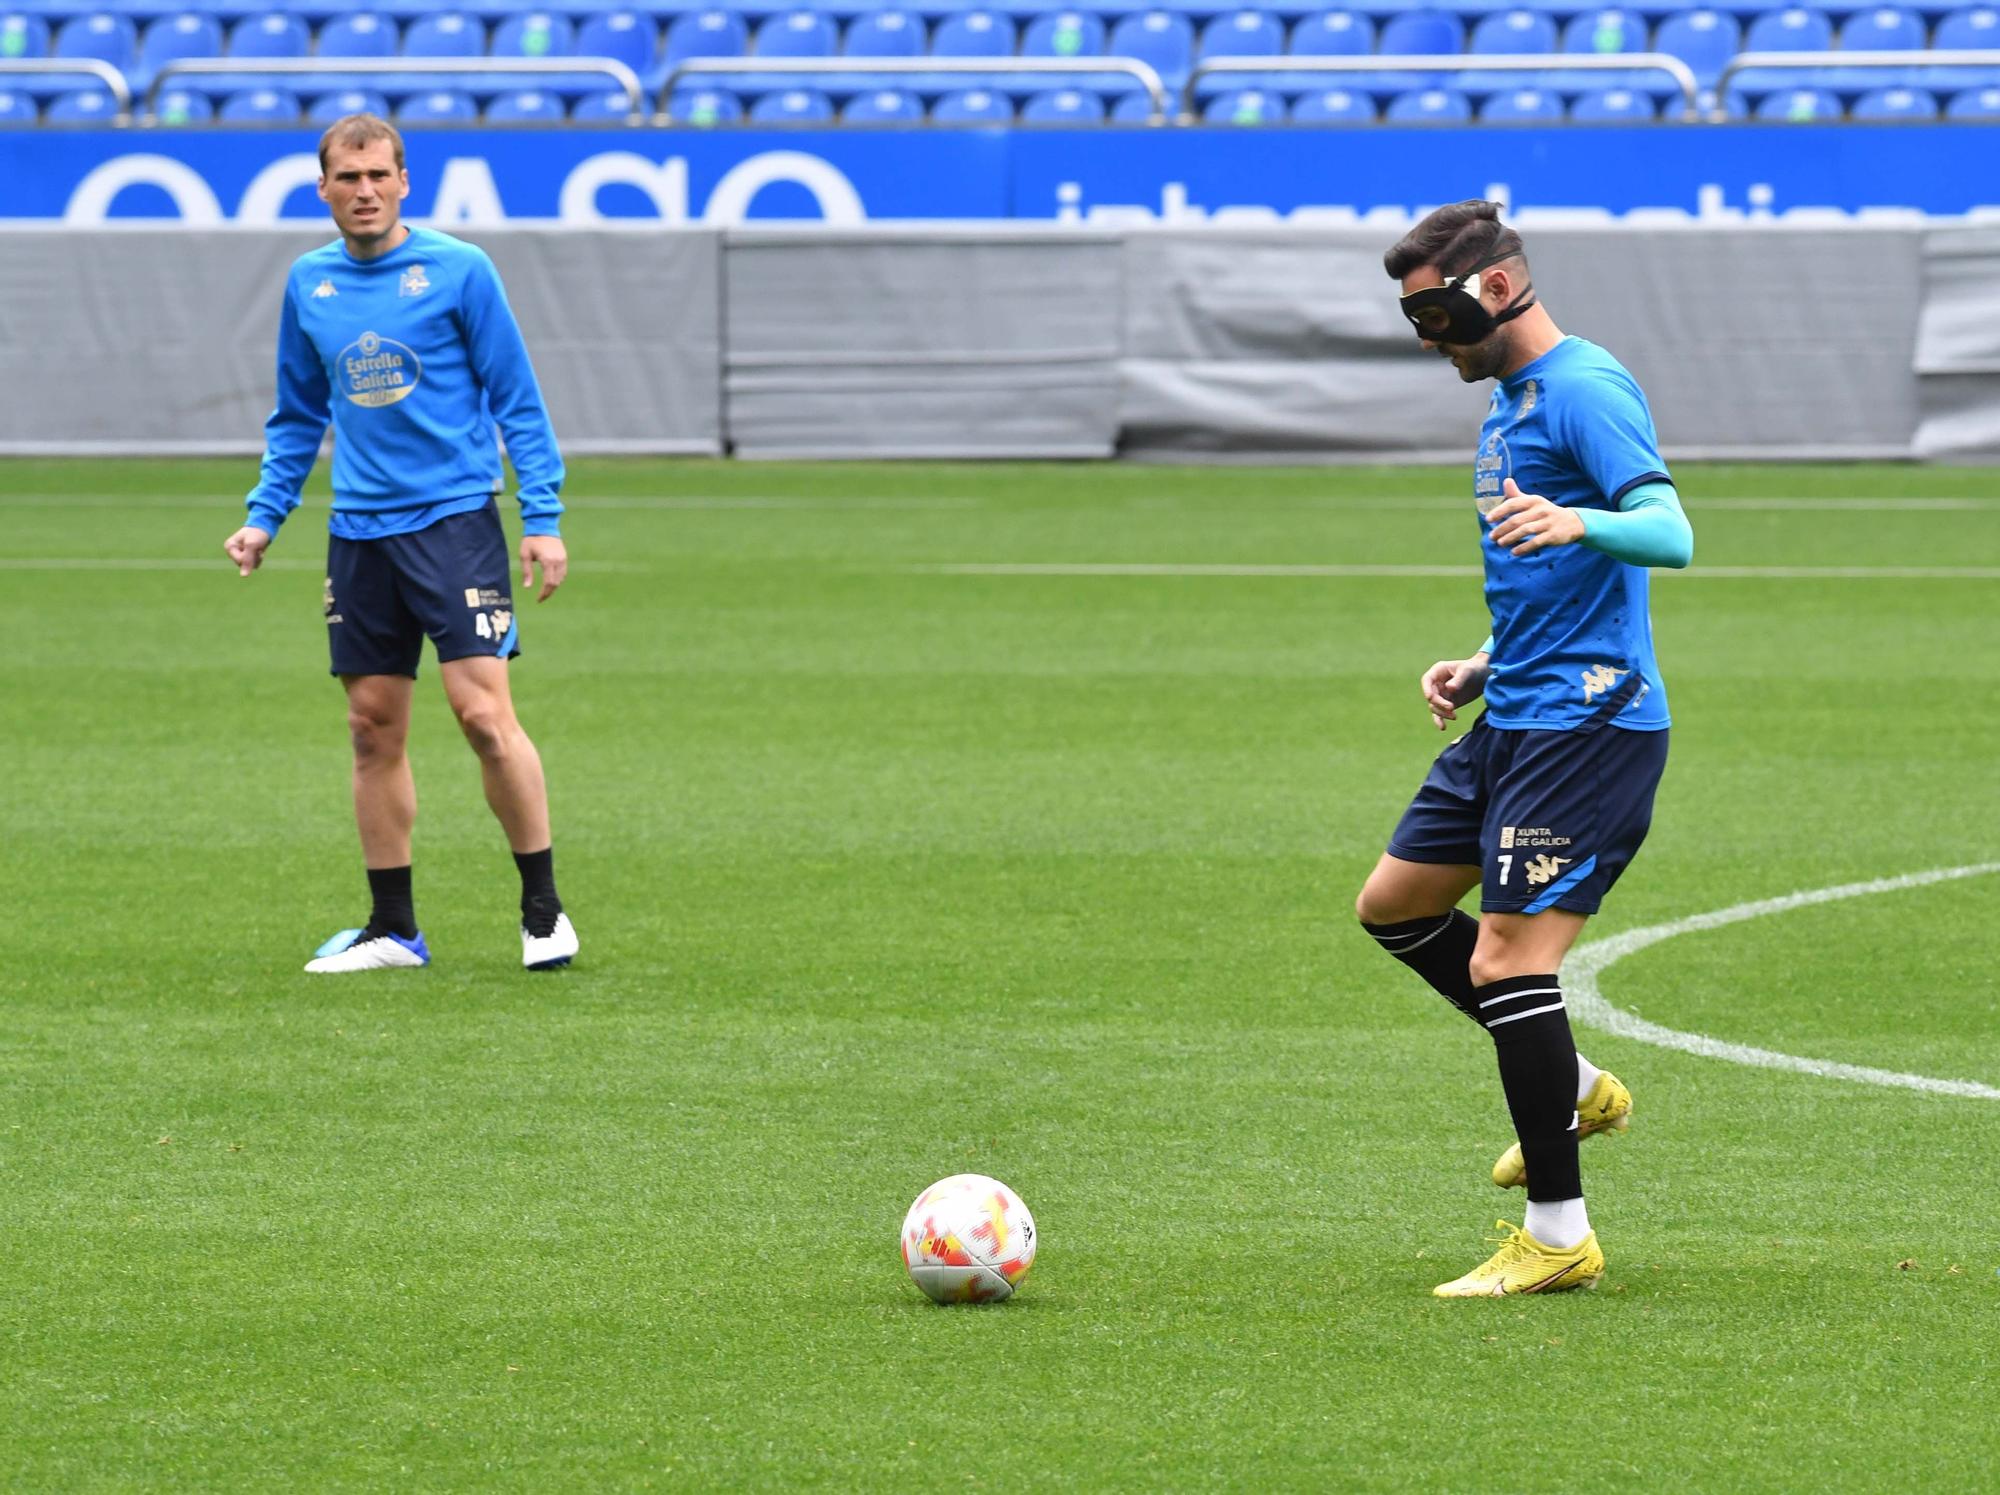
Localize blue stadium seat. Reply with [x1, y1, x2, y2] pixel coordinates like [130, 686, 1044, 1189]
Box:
[54, 13, 136, 75]
[1378, 9, 1463, 56]
[45, 85, 118, 119]
[491, 11, 573, 60]
[404, 12, 483, 57]
[1946, 83, 2000, 116]
[665, 9, 745, 67]
[1110, 88, 1159, 121]
[488, 87, 564, 120]
[1560, 8, 1643, 57]
[1021, 84, 1104, 120]
[1385, 85, 1471, 119]
[1480, 83, 1562, 119]
[1569, 82, 1653, 118]
[1201, 9, 1283, 58]
[1203, 84, 1280, 120]
[0, 14, 50, 62]
[1752, 84, 1839, 118]
[1470, 9, 1556, 55]
[845, 9, 923, 56]
[136, 13, 220, 88]
[1653, 8, 1739, 89]
[228, 13, 308, 58]
[1936, 6, 2000, 48]
[318, 12, 397, 58]
[843, 85, 921, 119]
[1107, 11, 1194, 88]
[756, 10, 835, 57]
[1289, 83, 1372, 119]
[748, 85, 832, 119]
[933, 11, 1013, 57]
[153, 84, 210, 120]
[219, 84, 299, 120]
[576, 86, 649, 119]
[575, 11, 656, 77]
[663, 84, 740, 121]
[1290, 10, 1372, 55]
[1744, 7, 1831, 52]
[1851, 83, 1936, 116]
[1838, 6, 1925, 49]
[0, 86, 38, 120]
[931, 85, 1011, 119]
[399, 88, 478, 121]
[307, 86, 390, 121]
[1021, 11, 1103, 59]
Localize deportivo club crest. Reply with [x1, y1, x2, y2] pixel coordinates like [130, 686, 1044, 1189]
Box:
[399, 265, 430, 298]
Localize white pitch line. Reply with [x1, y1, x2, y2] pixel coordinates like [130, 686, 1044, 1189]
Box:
[1568, 863, 2000, 1100]
[919, 562, 2000, 580]
[18, 558, 654, 573]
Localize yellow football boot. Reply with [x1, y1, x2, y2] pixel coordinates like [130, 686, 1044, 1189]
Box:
[1492, 1070, 1631, 1190]
[1432, 1221, 1605, 1298]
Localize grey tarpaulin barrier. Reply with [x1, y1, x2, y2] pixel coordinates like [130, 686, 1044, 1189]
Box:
[721, 228, 1122, 459]
[0, 224, 1985, 462]
[1913, 226, 2000, 462]
[0, 226, 723, 456]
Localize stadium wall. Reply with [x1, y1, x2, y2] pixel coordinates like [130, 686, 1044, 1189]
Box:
[5, 223, 1996, 461]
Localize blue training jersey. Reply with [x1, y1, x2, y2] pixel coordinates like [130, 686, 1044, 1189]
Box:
[1473, 336, 1672, 731]
[246, 227, 564, 542]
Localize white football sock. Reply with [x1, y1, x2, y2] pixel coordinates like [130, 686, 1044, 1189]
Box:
[1525, 1197, 1591, 1250]
[1574, 1053, 1603, 1104]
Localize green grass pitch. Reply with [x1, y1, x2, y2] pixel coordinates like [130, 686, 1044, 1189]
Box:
[4, 457, 1998, 1488]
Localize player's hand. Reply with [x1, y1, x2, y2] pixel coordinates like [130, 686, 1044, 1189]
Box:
[1420, 654, 1490, 732]
[521, 534, 568, 603]
[224, 526, 272, 577]
[1486, 478, 1586, 557]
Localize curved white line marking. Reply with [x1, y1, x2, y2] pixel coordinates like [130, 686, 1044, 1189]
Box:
[1568, 863, 2000, 1100]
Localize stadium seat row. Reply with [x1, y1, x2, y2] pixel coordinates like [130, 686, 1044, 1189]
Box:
[5, 3, 1996, 92]
[10, 74, 1997, 114]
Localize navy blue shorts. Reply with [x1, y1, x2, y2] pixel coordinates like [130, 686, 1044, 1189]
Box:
[1386, 711, 1669, 916]
[325, 501, 519, 678]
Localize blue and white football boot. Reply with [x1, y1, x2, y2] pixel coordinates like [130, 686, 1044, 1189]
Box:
[521, 912, 578, 971]
[304, 927, 431, 974]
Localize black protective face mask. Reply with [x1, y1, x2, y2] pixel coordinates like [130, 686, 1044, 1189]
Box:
[1398, 249, 1536, 345]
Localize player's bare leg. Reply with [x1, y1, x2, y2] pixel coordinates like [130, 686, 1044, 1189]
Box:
[440, 655, 576, 968]
[304, 673, 427, 973]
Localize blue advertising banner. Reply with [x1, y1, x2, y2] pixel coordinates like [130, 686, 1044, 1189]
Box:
[7, 125, 2000, 223]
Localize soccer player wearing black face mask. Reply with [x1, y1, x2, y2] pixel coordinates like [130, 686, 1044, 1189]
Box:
[1353, 200, 1695, 1297]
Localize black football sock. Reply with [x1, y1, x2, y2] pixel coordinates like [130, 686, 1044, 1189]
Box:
[363, 864, 417, 941]
[514, 847, 562, 936]
[1362, 911, 1482, 1025]
[1474, 973, 1583, 1204]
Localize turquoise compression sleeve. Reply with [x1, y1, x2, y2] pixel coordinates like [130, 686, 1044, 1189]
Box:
[1577, 481, 1694, 569]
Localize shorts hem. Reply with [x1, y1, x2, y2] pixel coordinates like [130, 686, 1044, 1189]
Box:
[1385, 841, 1481, 867]
[1479, 896, 1604, 916]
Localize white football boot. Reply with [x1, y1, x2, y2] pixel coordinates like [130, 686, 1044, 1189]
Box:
[304, 928, 430, 974]
[522, 912, 578, 970]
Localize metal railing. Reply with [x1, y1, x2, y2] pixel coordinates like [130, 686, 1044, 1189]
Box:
[1186, 52, 1703, 121]
[148, 55, 647, 122]
[662, 55, 1172, 123]
[1715, 48, 2000, 116]
[0, 58, 132, 122]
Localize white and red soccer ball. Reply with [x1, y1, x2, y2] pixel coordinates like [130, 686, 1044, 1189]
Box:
[900, 1174, 1037, 1304]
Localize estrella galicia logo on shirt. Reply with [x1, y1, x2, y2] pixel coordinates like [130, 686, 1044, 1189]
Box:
[1475, 429, 1510, 515]
[336, 330, 422, 408]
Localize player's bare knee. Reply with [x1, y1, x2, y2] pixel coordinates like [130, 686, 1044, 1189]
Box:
[453, 700, 514, 761]
[347, 709, 402, 765]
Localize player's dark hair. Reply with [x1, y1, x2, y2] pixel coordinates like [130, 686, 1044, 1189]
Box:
[1383, 200, 1527, 281]
[318, 113, 405, 175]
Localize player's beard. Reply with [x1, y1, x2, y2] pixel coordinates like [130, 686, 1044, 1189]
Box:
[1443, 335, 1509, 384]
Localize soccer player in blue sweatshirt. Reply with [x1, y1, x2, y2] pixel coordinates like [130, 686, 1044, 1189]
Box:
[223, 114, 578, 974]
[1355, 201, 1694, 1296]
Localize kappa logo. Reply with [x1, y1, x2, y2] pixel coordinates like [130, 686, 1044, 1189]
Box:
[311, 279, 337, 299]
[1580, 663, 1629, 702]
[399, 265, 430, 298]
[1523, 854, 1572, 887]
